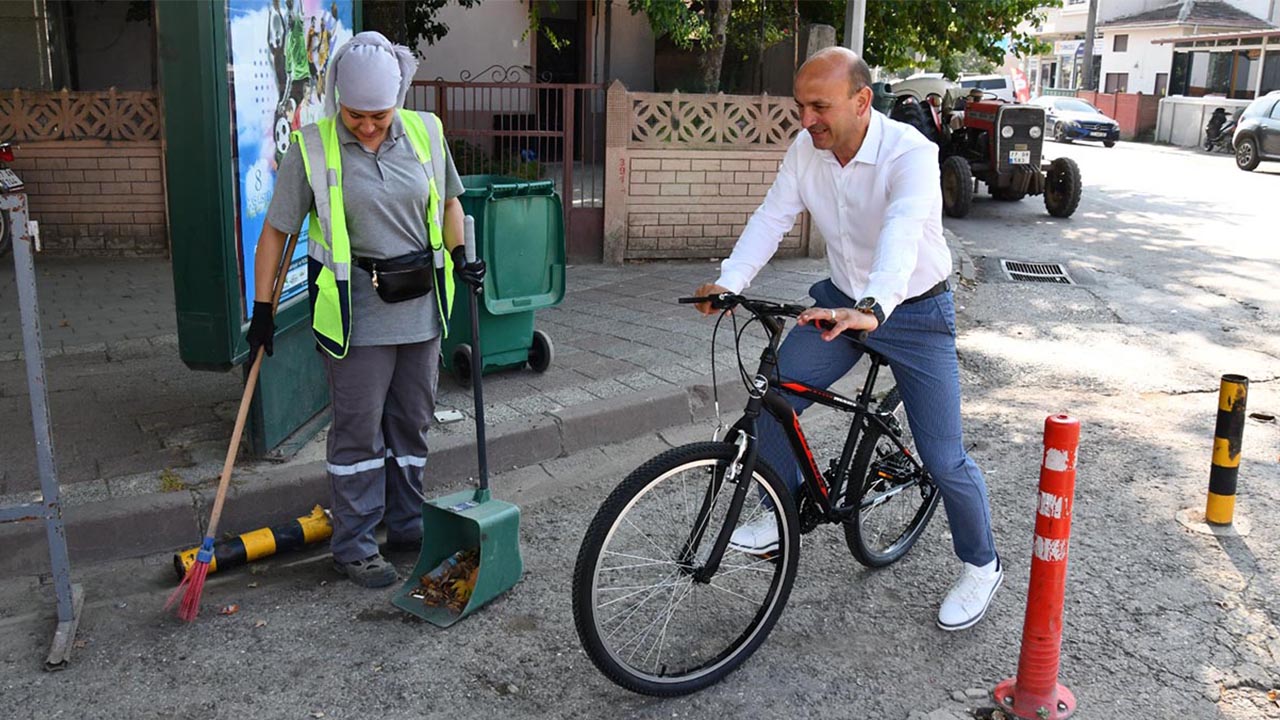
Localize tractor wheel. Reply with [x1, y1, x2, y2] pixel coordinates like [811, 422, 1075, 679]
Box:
[1236, 137, 1260, 171]
[0, 209, 10, 259]
[1044, 157, 1082, 218]
[940, 156, 973, 218]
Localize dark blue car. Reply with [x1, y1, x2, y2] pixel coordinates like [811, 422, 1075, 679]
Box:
[1030, 96, 1121, 147]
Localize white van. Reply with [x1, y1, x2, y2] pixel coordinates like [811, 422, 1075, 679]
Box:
[958, 75, 1016, 103]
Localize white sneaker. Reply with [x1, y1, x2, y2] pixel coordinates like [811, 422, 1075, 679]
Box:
[728, 514, 779, 554]
[937, 557, 1003, 631]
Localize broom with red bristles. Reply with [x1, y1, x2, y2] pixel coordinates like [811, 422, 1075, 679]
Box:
[166, 231, 299, 621]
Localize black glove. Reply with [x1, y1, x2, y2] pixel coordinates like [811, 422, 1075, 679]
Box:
[451, 246, 486, 288]
[246, 301, 275, 359]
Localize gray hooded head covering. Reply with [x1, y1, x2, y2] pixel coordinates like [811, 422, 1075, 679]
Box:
[324, 31, 418, 115]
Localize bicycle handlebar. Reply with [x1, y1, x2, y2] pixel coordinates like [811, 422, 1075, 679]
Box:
[678, 293, 808, 317]
[679, 293, 869, 342]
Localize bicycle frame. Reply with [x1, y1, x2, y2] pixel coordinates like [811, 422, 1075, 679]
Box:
[691, 306, 925, 581]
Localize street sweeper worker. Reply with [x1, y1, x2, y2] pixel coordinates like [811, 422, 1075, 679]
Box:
[248, 31, 485, 588]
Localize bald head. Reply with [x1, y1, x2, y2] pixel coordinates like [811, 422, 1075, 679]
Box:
[798, 47, 872, 97]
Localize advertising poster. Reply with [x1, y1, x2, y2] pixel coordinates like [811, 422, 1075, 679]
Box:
[227, 0, 354, 318]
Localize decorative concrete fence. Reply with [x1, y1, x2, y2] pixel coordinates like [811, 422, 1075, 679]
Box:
[603, 81, 806, 263]
[0, 89, 168, 256]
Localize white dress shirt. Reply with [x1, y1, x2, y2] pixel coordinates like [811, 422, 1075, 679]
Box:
[715, 110, 950, 320]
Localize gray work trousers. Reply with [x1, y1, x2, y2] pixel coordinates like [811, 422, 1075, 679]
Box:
[322, 338, 440, 563]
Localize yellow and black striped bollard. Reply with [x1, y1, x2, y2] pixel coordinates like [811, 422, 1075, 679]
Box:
[173, 505, 332, 580]
[1206, 375, 1248, 526]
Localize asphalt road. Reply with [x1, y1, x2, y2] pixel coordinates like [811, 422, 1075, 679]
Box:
[3, 139, 1279, 719]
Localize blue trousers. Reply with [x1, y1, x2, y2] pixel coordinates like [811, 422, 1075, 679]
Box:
[757, 279, 997, 566]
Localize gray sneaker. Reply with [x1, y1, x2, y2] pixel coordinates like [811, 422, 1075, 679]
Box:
[333, 553, 398, 588]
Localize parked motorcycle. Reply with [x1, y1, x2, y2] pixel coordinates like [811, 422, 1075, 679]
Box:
[1203, 108, 1239, 153]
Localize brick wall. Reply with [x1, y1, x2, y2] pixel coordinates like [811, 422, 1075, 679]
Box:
[604, 81, 805, 263]
[1076, 90, 1161, 141]
[623, 152, 803, 259]
[1, 89, 168, 257]
[8, 141, 168, 256]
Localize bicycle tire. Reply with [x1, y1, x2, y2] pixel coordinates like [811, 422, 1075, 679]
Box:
[843, 387, 941, 567]
[572, 441, 800, 696]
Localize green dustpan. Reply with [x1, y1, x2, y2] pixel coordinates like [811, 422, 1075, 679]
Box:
[391, 218, 523, 627]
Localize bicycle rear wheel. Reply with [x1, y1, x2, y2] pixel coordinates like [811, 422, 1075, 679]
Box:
[843, 387, 940, 567]
[572, 441, 799, 696]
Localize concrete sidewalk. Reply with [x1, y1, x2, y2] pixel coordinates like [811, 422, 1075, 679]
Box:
[0, 238, 973, 575]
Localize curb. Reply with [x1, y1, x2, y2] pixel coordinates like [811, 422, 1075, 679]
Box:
[0, 373, 749, 577]
[943, 226, 978, 286]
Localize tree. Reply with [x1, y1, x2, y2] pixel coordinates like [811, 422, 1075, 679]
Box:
[363, 0, 483, 56]
[861, 0, 1053, 77]
[630, 0, 1054, 89]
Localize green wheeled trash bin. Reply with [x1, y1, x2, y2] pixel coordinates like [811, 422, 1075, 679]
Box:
[442, 175, 565, 386]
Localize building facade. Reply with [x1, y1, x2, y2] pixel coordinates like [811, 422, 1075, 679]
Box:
[1024, 0, 1278, 96]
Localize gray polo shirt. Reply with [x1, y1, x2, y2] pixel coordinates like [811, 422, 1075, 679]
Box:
[266, 112, 465, 347]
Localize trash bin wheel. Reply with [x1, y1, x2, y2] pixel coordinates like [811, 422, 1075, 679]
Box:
[452, 344, 474, 388]
[529, 330, 553, 373]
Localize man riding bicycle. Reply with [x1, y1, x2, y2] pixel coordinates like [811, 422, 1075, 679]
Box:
[693, 47, 1001, 631]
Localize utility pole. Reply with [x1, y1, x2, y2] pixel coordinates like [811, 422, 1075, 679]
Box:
[843, 0, 866, 55]
[1081, 0, 1099, 90]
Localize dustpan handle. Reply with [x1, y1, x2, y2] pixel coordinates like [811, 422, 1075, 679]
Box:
[463, 216, 489, 492]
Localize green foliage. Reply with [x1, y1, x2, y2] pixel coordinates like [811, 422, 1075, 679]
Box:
[449, 138, 496, 176]
[861, 0, 1055, 76]
[632, 0, 1055, 86]
[364, 0, 484, 57]
[628, 0, 711, 50]
[449, 138, 544, 181]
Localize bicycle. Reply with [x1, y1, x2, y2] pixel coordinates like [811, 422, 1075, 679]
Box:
[571, 292, 941, 696]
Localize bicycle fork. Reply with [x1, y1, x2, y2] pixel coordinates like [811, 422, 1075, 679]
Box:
[680, 422, 760, 584]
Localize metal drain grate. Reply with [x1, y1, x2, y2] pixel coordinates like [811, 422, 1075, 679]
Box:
[1000, 260, 1075, 284]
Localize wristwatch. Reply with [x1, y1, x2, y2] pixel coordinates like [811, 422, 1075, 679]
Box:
[854, 296, 885, 325]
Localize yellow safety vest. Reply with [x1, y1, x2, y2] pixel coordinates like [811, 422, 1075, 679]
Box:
[291, 109, 455, 358]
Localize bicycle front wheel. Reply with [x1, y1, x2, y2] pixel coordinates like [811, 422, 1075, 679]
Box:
[572, 441, 800, 696]
[843, 387, 941, 567]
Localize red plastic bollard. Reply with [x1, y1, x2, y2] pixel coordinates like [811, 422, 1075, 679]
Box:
[993, 414, 1081, 720]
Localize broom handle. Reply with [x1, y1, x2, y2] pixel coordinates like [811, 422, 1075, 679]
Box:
[205, 232, 300, 537]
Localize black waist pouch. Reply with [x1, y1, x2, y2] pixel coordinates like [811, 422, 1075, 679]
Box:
[355, 251, 435, 303]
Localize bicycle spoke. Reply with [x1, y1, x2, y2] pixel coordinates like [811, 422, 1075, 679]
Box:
[578, 446, 797, 691]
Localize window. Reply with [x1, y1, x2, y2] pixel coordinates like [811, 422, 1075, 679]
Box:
[1155, 73, 1168, 96]
[1104, 73, 1128, 93]
[1241, 97, 1274, 119]
[1270, 101, 1280, 120]
[1113, 35, 1129, 52]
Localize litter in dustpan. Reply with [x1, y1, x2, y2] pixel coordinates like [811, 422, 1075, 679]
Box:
[409, 548, 480, 614]
[390, 218, 523, 627]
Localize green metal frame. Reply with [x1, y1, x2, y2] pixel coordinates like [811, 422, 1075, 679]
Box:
[156, 1, 363, 453]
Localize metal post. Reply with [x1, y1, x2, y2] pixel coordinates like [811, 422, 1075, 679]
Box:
[843, 0, 866, 55]
[0, 192, 84, 670]
[1206, 374, 1248, 525]
[562, 86, 576, 242]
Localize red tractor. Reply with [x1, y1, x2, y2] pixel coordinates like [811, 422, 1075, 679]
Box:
[940, 98, 1081, 218]
[894, 93, 1082, 219]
